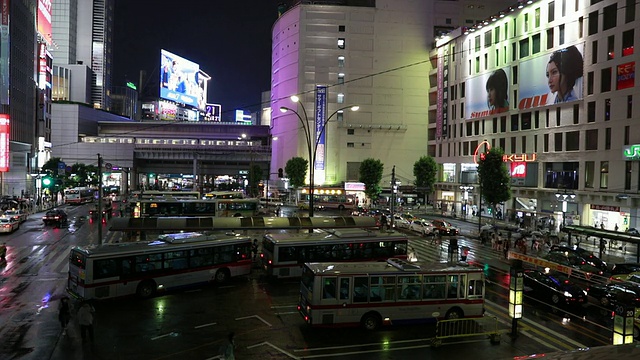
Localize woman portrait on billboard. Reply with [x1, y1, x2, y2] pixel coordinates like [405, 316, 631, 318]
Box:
[546, 45, 584, 103]
[486, 68, 509, 112]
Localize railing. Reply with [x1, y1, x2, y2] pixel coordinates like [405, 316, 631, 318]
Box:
[431, 316, 501, 348]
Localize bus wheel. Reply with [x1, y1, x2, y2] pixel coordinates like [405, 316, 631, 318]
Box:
[444, 307, 463, 319]
[361, 312, 381, 331]
[233, 213, 242, 217]
[338, 205, 345, 210]
[214, 268, 230, 283]
[136, 280, 157, 298]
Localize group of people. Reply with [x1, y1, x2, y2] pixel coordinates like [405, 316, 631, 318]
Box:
[57, 298, 95, 343]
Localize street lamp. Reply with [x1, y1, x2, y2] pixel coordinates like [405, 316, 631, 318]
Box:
[459, 185, 474, 219]
[555, 189, 576, 228]
[280, 96, 359, 217]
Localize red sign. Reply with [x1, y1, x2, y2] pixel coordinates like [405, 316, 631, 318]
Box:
[510, 162, 527, 178]
[590, 204, 620, 212]
[0, 114, 9, 172]
[617, 62, 635, 90]
[37, 0, 53, 45]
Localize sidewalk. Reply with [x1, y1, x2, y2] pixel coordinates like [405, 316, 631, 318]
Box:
[413, 207, 640, 266]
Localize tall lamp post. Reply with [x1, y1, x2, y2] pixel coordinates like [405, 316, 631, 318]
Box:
[555, 189, 576, 229]
[280, 96, 359, 217]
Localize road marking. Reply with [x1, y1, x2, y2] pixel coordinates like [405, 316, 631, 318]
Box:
[247, 341, 298, 359]
[235, 315, 272, 327]
[194, 322, 217, 329]
[151, 333, 174, 341]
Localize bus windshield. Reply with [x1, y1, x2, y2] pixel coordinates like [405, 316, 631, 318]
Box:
[133, 198, 259, 218]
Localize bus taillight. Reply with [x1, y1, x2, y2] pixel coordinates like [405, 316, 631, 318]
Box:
[268, 260, 272, 264]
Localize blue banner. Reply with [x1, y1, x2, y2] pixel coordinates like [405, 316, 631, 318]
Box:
[314, 85, 327, 171]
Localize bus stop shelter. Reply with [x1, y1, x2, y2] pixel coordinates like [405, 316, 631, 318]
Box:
[562, 225, 640, 262]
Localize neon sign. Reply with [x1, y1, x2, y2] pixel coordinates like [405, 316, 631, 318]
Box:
[623, 144, 640, 160]
[473, 141, 537, 164]
[510, 162, 526, 178]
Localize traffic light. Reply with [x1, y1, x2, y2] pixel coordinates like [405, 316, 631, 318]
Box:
[278, 168, 284, 178]
[41, 176, 53, 188]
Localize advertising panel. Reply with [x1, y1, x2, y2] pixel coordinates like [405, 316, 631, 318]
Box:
[0, 0, 9, 105]
[37, 0, 53, 45]
[38, 43, 52, 90]
[518, 44, 584, 110]
[204, 104, 222, 122]
[436, 47, 449, 137]
[160, 49, 200, 108]
[314, 85, 327, 171]
[0, 114, 8, 172]
[158, 101, 177, 121]
[617, 62, 635, 90]
[465, 67, 510, 119]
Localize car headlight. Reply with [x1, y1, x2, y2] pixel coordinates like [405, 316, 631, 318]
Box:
[564, 291, 573, 297]
[582, 290, 587, 296]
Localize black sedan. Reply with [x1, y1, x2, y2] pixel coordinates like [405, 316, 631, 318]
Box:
[542, 252, 604, 280]
[523, 269, 587, 308]
[611, 263, 640, 275]
[42, 209, 68, 227]
[587, 282, 640, 309]
[549, 245, 608, 272]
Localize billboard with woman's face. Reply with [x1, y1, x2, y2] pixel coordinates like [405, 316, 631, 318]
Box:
[465, 67, 510, 119]
[518, 43, 584, 110]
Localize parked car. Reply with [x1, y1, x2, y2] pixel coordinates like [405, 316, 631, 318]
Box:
[0, 217, 19, 233]
[542, 252, 604, 280]
[431, 219, 459, 236]
[522, 269, 587, 308]
[3, 209, 27, 223]
[549, 245, 608, 272]
[611, 263, 640, 275]
[409, 219, 434, 236]
[610, 271, 640, 284]
[42, 209, 68, 227]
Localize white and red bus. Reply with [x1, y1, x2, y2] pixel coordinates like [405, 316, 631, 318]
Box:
[298, 258, 486, 330]
[132, 198, 260, 218]
[64, 187, 95, 205]
[67, 232, 253, 300]
[261, 229, 414, 279]
[299, 191, 356, 211]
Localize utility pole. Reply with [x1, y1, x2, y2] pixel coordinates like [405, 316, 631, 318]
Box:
[97, 154, 103, 245]
[390, 166, 396, 230]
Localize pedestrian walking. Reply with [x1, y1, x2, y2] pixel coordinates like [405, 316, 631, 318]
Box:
[77, 302, 95, 342]
[503, 239, 510, 260]
[380, 214, 388, 232]
[58, 296, 72, 335]
[219, 332, 236, 360]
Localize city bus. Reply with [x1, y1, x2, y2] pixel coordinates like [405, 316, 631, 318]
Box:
[64, 187, 95, 205]
[203, 191, 245, 199]
[299, 192, 356, 210]
[132, 198, 260, 218]
[261, 229, 414, 278]
[67, 232, 253, 300]
[298, 258, 486, 330]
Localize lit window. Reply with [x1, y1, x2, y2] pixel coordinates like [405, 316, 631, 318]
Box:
[338, 56, 345, 67]
[337, 93, 345, 104]
[338, 73, 344, 84]
[338, 38, 345, 49]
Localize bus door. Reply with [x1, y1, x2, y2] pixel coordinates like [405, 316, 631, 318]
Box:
[318, 276, 352, 325]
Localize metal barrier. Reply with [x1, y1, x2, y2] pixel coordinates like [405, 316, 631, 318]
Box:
[431, 316, 501, 348]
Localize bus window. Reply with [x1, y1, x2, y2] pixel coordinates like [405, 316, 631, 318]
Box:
[423, 275, 446, 299]
[353, 277, 369, 303]
[135, 253, 162, 272]
[370, 276, 395, 302]
[323, 277, 337, 299]
[94, 259, 118, 279]
[447, 275, 459, 299]
[468, 279, 484, 299]
[339, 278, 350, 300]
[398, 275, 421, 300]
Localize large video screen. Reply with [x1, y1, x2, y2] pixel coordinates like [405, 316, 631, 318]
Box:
[160, 50, 201, 108]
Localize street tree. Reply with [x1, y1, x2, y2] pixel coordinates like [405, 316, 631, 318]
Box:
[68, 163, 99, 188]
[41, 157, 66, 195]
[477, 148, 511, 219]
[248, 164, 264, 197]
[413, 155, 437, 206]
[359, 158, 384, 204]
[285, 157, 308, 189]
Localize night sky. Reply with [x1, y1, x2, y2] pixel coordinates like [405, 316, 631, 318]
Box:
[112, 0, 282, 116]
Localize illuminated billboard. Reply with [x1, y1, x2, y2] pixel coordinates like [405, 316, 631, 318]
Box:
[0, 0, 9, 105]
[37, 0, 53, 45]
[0, 114, 9, 172]
[465, 67, 510, 119]
[204, 104, 221, 122]
[518, 44, 584, 110]
[160, 50, 201, 108]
